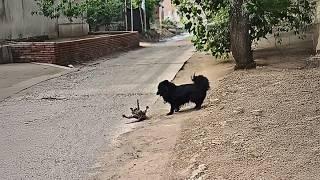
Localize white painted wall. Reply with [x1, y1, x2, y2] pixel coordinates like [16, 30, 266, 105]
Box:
[0, 0, 89, 40]
[0, 0, 58, 39]
[315, 0, 320, 51]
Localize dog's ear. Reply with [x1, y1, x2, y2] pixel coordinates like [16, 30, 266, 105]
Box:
[191, 73, 196, 80]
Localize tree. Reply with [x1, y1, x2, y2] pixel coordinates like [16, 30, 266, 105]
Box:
[32, 0, 82, 22]
[230, 0, 255, 69]
[33, 0, 123, 31]
[173, 0, 315, 69]
[84, 0, 122, 31]
[132, 0, 161, 29]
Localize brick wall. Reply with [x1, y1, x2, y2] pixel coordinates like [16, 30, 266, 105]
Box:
[10, 32, 140, 65]
[11, 42, 56, 63]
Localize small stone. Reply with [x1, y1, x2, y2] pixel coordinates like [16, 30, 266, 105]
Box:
[222, 92, 229, 96]
[198, 164, 207, 171]
[68, 64, 74, 68]
[306, 115, 320, 121]
[202, 147, 209, 151]
[211, 140, 221, 145]
[251, 109, 263, 116]
[190, 164, 207, 180]
[229, 89, 237, 93]
[212, 98, 221, 104]
[233, 107, 244, 114]
[220, 121, 227, 127]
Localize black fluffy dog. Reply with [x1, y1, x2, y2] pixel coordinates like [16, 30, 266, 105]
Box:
[156, 74, 210, 115]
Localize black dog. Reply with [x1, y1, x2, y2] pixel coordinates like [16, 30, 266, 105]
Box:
[156, 74, 210, 115]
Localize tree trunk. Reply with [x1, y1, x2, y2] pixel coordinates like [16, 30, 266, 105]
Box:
[230, 0, 256, 70]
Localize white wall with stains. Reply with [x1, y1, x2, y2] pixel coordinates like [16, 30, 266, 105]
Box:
[315, 0, 320, 51]
[0, 0, 58, 40]
[0, 0, 89, 40]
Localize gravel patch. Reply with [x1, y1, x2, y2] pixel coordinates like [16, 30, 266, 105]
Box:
[168, 67, 320, 179]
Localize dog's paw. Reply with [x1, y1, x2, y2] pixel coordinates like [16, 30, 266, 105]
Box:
[166, 112, 173, 116]
[195, 106, 202, 110]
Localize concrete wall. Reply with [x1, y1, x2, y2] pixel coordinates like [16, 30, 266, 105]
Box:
[58, 22, 89, 38]
[0, 45, 13, 63]
[0, 0, 58, 40]
[315, 0, 320, 52]
[0, 0, 89, 40]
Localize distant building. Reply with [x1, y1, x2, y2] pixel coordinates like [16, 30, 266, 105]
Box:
[153, 0, 180, 29]
[161, 0, 180, 22]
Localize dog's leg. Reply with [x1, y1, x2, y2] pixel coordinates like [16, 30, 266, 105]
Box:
[175, 107, 180, 112]
[195, 101, 203, 110]
[195, 99, 204, 110]
[144, 106, 149, 114]
[167, 105, 175, 115]
[122, 115, 135, 119]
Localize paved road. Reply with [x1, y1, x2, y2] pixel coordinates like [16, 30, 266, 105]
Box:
[0, 63, 71, 101]
[0, 37, 193, 179]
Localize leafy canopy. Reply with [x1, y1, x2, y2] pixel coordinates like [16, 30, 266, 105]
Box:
[131, 0, 161, 23]
[85, 0, 122, 30]
[33, 0, 122, 29]
[173, 0, 315, 58]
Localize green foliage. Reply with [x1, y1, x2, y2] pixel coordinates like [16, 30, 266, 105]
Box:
[33, 0, 123, 30]
[162, 18, 177, 29]
[247, 0, 315, 41]
[132, 0, 161, 23]
[145, 0, 161, 23]
[32, 0, 82, 21]
[32, 0, 60, 19]
[174, 0, 315, 58]
[84, 0, 122, 30]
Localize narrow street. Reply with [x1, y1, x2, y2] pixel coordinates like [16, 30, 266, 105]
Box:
[0, 37, 194, 179]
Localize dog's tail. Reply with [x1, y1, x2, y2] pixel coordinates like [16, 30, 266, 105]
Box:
[192, 74, 210, 92]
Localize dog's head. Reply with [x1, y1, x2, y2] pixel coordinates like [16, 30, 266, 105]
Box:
[156, 80, 176, 100]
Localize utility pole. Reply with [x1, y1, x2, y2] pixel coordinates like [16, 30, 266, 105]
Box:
[159, 5, 162, 30]
[142, 0, 147, 32]
[125, 0, 128, 31]
[131, 0, 134, 31]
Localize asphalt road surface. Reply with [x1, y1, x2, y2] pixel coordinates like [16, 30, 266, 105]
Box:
[0, 37, 193, 179]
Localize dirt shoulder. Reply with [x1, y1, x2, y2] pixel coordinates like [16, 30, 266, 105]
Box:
[168, 68, 320, 179]
[167, 41, 320, 179]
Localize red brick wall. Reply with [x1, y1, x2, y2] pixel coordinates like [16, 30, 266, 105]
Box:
[10, 32, 139, 65]
[11, 42, 56, 63]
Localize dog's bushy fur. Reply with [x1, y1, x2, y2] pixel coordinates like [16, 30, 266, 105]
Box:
[156, 75, 210, 115]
